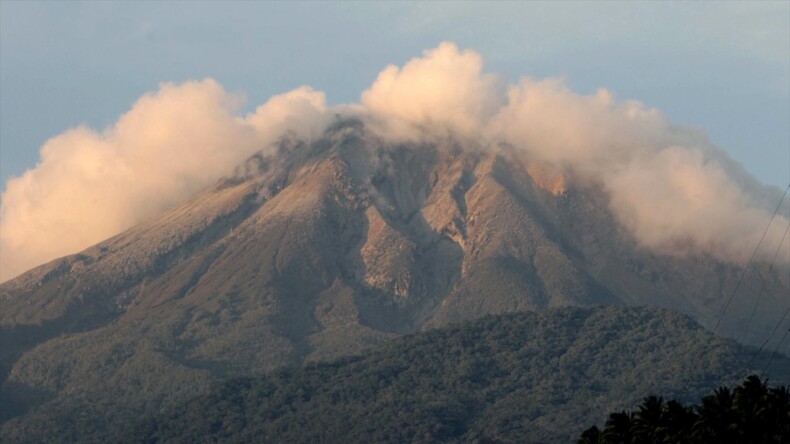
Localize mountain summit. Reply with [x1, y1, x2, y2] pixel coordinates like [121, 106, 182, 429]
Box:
[1, 120, 788, 430]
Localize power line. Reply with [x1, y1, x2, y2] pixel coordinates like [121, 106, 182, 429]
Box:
[764, 324, 790, 374]
[713, 184, 790, 336]
[747, 303, 790, 370]
[738, 221, 790, 344]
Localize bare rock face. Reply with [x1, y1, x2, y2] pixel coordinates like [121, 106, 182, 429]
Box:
[1, 119, 788, 428]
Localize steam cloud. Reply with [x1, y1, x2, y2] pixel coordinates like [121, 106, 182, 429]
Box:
[361, 42, 504, 140]
[2, 42, 788, 281]
[0, 80, 329, 281]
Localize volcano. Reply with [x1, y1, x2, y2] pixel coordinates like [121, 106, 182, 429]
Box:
[1, 119, 788, 434]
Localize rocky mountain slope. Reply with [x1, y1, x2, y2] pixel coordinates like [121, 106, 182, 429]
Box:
[1, 120, 788, 431]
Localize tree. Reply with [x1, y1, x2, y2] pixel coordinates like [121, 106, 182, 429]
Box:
[632, 395, 665, 443]
[580, 376, 789, 444]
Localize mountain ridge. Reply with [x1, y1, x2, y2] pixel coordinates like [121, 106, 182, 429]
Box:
[1, 120, 788, 431]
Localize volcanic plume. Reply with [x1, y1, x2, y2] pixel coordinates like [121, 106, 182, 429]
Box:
[2, 42, 787, 283]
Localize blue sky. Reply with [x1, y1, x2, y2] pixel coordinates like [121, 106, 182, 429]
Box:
[1, 1, 789, 188]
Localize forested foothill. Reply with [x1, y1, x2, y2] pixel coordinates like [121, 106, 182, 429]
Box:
[93, 306, 788, 444]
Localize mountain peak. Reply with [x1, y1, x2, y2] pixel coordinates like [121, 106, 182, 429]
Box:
[2, 122, 788, 432]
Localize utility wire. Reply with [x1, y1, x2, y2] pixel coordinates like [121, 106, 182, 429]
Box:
[764, 323, 790, 374]
[713, 184, 790, 336]
[738, 221, 790, 344]
[747, 302, 790, 369]
[760, 108, 790, 374]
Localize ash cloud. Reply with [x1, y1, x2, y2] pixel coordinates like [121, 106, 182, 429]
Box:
[361, 43, 789, 266]
[0, 80, 329, 281]
[361, 42, 504, 141]
[488, 77, 789, 263]
[2, 42, 787, 282]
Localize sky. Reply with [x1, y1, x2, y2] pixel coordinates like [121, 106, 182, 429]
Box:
[1, 1, 788, 189]
[0, 1, 789, 280]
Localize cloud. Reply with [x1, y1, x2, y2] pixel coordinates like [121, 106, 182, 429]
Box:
[246, 85, 332, 141]
[2, 42, 787, 282]
[364, 42, 789, 265]
[361, 42, 504, 140]
[0, 79, 329, 281]
[604, 146, 788, 261]
[488, 76, 789, 264]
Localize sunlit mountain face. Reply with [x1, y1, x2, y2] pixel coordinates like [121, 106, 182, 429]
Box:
[1, 42, 788, 443]
[2, 119, 788, 439]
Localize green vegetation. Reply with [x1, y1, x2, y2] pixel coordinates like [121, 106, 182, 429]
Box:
[121, 307, 786, 443]
[3, 306, 788, 443]
[578, 375, 790, 444]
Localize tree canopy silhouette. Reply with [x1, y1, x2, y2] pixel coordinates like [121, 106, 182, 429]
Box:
[578, 375, 790, 444]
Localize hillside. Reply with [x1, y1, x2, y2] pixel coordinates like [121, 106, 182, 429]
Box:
[2, 121, 788, 434]
[4, 306, 785, 443]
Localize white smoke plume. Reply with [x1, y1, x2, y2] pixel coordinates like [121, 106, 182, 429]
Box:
[0, 80, 329, 281]
[488, 77, 789, 263]
[1, 42, 787, 282]
[360, 43, 789, 266]
[361, 42, 504, 141]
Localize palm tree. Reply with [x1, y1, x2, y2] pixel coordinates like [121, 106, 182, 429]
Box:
[692, 386, 737, 444]
[765, 385, 790, 443]
[663, 400, 695, 442]
[632, 396, 666, 443]
[733, 375, 769, 443]
[579, 376, 789, 444]
[577, 425, 601, 444]
[601, 411, 635, 444]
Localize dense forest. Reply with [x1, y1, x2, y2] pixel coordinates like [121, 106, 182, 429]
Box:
[110, 307, 790, 442]
[578, 375, 790, 444]
[3, 306, 788, 443]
